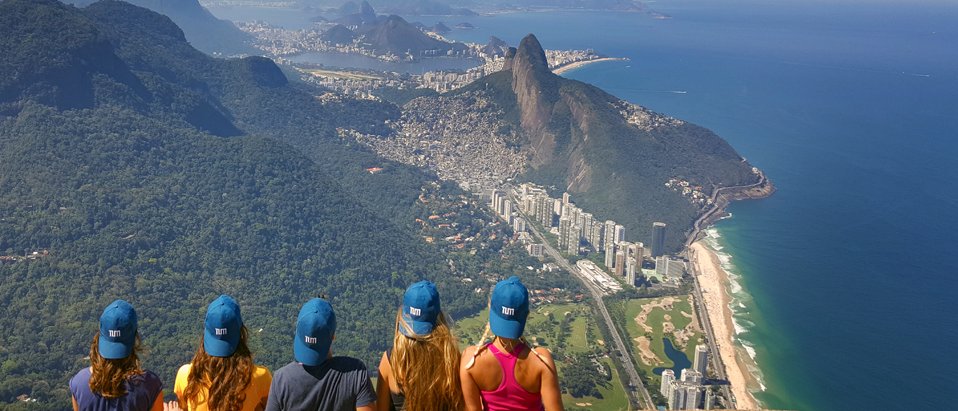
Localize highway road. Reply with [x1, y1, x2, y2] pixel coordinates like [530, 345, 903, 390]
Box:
[513, 195, 654, 410]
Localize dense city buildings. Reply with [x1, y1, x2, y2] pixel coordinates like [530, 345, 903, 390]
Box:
[661, 346, 711, 409]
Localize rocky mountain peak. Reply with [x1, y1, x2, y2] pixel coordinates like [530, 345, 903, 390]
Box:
[513, 34, 550, 75]
[509, 34, 558, 161]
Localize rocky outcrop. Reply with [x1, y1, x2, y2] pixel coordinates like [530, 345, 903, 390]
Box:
[510, 34, 560, 166]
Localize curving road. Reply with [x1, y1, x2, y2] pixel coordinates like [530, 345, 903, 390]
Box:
[686, 170, 769, 248]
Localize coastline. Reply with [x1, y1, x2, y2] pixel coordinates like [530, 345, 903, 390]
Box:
[552, 57, 628, 75]
[691, 240, 762, 410]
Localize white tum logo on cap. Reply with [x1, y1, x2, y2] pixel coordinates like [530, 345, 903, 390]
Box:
[108, 330, 121, 338]
[409, 307, 421, 316]
[502, 307, 515, 316]
[305, 336, 317, 344]
[215, 328, 228, 336]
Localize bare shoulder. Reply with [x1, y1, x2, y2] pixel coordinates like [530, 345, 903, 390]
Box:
[533, 346, 554, 359]
[461, 345, 478, 366]
[531, 347, 557, 372]
[254, 365, 272, 380]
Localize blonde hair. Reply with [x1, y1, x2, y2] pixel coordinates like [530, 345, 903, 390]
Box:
[88, 333, 144, 398]
[389, 308, 463, 411]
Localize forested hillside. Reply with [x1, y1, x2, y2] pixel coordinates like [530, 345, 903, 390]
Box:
[0, 1, 567, 408]
[453, 35, 760, 251]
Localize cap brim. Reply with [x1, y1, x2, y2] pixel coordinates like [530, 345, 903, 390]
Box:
[294, 331, 332, 367]
[400, 313, 436, 337]
[204, 328, 239, 357]
[98, 338, 132, 360]
[490, 315, 524, 339]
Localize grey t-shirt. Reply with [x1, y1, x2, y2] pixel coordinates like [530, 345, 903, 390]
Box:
[265, 357, 376, 411]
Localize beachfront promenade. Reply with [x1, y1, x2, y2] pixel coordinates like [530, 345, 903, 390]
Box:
[510, 190, 654, 410]
[687, 246, 736, 408]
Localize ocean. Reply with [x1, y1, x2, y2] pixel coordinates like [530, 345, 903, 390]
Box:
[212, 1, 958, 409]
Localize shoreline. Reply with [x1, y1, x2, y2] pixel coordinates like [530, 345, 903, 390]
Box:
[553, 57, 628, 75]
[691, 240, 762, 410]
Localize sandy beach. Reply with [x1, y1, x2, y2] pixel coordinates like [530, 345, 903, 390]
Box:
[691, 241, 761, 410]
[552, 57, 628, 75]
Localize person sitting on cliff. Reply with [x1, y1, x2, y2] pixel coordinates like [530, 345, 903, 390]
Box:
[460, 276, 563, 411]
[376, 280, 463, 411]
[265, 298, 376, 411]
[70, 299, 164, 411]
[172, 295, 272, 411]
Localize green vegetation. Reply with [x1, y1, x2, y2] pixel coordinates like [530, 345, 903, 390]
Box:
[0, 1, 546, 408]
[456, 37, 759, 253]
[457, 302, 628, 410]
[610, 295, 705, 406]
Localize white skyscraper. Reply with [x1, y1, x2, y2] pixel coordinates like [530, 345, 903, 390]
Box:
[668, 381, 686, 410]
[604, 243, 615, 269]
[589, 223, 604, 250]
[694, 345, 709, 376]
[685, 385, 702, 410]
[603, 220, 616, 251]
[660, 369, 675, 398]
[568, 223, 581, 255]
[558, 217, 571, 250]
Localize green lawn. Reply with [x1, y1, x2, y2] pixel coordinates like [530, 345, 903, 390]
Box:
[620, 295, 704, 377]
[562, 357, 630, 411]
[455, 302, 631, 410]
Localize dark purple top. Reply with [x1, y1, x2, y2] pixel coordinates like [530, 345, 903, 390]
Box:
[69, 367, 162, 411]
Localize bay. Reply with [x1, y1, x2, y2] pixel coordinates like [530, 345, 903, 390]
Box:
[211, 1, 958, 409]
[424, 1, 958, 409]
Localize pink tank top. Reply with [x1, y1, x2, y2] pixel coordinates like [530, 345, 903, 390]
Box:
[479, 342, 544, 411]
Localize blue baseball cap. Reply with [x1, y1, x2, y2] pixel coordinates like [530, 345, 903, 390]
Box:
[490, 276, 529, 339]
[400, 280, 441, 337]
[204, 295, 243, 357]
[294, 298, 336, 366]
[98, 300, 137, 359]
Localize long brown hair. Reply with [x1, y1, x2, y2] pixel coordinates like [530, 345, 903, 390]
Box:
[88, 333, 144, 398]
[390, 309, 463, 411]
[183, 326, 254, 411]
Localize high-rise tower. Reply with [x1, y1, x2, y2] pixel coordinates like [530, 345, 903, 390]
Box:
[694, 344, 709, 376]
[652, 222, 667, 257]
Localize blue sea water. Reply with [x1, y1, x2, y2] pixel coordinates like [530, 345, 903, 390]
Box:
[212, 1, 958, 409]
[420, 1, 958, 409]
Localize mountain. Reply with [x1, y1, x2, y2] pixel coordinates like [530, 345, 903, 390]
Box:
[360, 15, 467, 55]
[434, 34, 764, 251]
[481, 35, 510, 57]
[0, 0, 523, 407]
[67, 0, 255, 55]
[375, 0, 478, 16]
[321, 24, 357, 45]
[335, 0, 379, 26]
[336, 2, 467, 56]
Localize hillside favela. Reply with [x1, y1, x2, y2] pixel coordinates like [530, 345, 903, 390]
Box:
[1, 0, 955, 410]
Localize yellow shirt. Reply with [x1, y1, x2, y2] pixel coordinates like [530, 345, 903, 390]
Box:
[174, 363, 272, 411]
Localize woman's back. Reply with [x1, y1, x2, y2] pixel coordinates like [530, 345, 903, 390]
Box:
[70, 367, 163, 411]
[173, 363, 271, 411]
[461, 340, 559, 411]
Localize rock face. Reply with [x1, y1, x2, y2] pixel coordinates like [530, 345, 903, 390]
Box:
[445, 33, 764, 251]
[322, 24, 356, 46]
